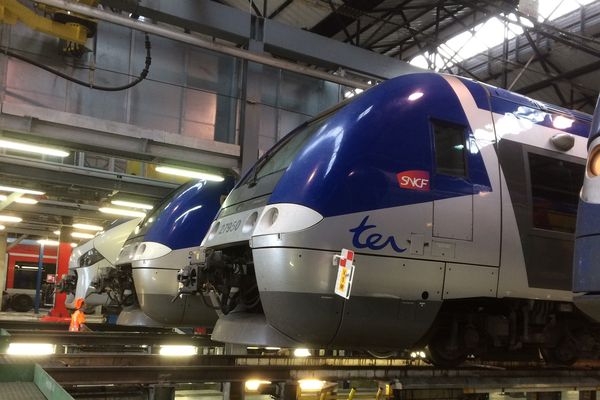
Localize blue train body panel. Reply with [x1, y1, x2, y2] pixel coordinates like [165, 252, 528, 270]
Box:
[268, 73, 491, 217]
[139, 178, 234, 250]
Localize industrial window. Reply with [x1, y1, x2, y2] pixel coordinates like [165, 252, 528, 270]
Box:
[432, 120, 467, 177]
[529, 153, 584, 233]
[13, 262, 56, 290]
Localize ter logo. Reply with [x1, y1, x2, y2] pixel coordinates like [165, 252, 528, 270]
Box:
[396, 170, 430, 191]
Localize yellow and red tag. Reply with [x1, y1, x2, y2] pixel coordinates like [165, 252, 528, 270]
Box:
[334, 249, 355, 299]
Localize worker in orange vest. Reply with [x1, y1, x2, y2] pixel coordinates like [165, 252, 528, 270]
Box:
[69, 297, 86, 332]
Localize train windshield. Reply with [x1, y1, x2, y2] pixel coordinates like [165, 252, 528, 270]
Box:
[244, 102, 347, 184]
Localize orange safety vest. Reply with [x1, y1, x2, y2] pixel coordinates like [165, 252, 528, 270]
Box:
[69, 309, 86, 332]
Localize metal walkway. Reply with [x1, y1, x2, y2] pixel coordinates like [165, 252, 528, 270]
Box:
[2, 354, 599, 393]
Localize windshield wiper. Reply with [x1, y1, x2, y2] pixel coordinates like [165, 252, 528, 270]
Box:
[246, 151, 274, 187]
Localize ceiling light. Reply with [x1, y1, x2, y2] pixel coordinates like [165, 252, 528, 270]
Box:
[245, 380, 271, 391]
[53, 230, 60, 235]
[0, 215, 22, 223]
[37, 239, 59, 246]
[0, 195, 38, 204]
[70, 243, 78, 248]
[298, 380, 326, 391]
[0, 138, 69, 157]
[294, 348, 311, 357]
[0, 225, 4, 230]
[111, 199, 154, 210]
[155, 166, 224, 182]
[158, 345, 198, 356]
[73, 223, 103, 231]
[7, 343, 55, 356]
[15, 197, 38, 204]
[71, 231, 95, 239]
[99, 207, 146, 218]
[0, 186, 44, 195]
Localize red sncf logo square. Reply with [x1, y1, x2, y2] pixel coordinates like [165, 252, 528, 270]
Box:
[396, 170, 430, 191]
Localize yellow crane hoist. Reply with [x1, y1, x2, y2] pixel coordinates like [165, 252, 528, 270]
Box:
[0, 0, 98, 56]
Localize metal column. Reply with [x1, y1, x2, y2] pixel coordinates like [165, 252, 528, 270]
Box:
[239, 17, 265, 175]
[0, 231, 7, 295]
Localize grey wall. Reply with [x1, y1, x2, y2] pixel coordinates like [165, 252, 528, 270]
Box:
[0, 21, 344, 156]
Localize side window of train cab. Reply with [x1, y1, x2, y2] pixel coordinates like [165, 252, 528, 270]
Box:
[528, 153, 584, 233]
[432, 120, 468, 177]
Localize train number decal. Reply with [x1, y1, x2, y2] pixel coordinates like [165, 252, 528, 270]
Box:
[397, 170, 430, 191]
[218, 219, 242, 235]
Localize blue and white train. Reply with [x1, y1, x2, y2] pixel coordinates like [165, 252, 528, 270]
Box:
[184, 72, 596, 365]
[111, 178, 234, 326]
[573, 96, 600, 323]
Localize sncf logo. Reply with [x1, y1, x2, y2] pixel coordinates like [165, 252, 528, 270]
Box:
[396, 170, 430, 191]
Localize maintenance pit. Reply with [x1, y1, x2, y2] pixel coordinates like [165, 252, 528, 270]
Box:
[1, 319, 600, 400]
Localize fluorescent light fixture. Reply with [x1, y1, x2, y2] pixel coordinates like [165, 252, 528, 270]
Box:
[73, 223, 103, 231]
[7, 343, 56, 356]
[245, 380, 271, 391]
[111, 200, 153, 210]
[158, 345, 198, 356]
[16, 197, 37, 204]
[99, 207, 146, 218]
[0, 195, 38, 204]
[71, 231, 95, 239]
[265, 347, 281, 351]
[0, 215, 22, 223]
[37, 239, 59, 246]
[19, 266, 39, 270]
[0, 225, 4, 230]
[155, 166, 224, 182]
[70, 243, 78, 248]
[53, 230, 60, 235]
[0, 185, 44, 195]
[298, 379, 326, 391]
[294, 348, 311, 357]
[0, 138, 69, 157]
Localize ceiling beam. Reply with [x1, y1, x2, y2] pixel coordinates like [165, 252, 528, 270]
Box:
[517, 59, 600, 95]
[0, 155, 177, 199]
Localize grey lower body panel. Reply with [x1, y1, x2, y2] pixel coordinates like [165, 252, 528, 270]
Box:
[136, 292, 218, 327]
[249, 244, 443, 349]
[117, 306, 163, 327]
[261, 291, 441, 349]
[211, 312, 300, 348]
[212, 292, 440, 349]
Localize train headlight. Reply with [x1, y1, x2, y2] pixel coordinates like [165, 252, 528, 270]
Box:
[242, 212, 259, 233]
[589, 146, 600, 176]
[254, 204, 323, 236]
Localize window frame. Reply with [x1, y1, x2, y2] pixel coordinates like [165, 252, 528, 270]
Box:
[524, 146, 585, 238]
[430, 118, 470, 178]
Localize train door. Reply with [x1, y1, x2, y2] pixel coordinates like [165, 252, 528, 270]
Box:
[431, 118, 500, 247]
[430, 108, 502, 299]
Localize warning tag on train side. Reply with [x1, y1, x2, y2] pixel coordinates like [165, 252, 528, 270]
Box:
[334, 248, 355, 299]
